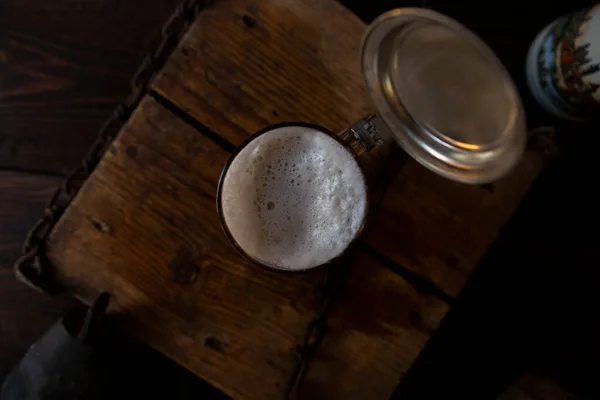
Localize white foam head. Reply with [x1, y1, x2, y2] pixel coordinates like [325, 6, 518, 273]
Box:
[220, 125, 367, 271]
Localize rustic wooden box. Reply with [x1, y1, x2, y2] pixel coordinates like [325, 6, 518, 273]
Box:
[17, 0, 546, 398]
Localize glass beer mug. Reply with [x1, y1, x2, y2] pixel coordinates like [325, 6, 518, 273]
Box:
[217, 9, 526, 272]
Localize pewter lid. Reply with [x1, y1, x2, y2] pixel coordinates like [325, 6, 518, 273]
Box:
[361, 8, 526, 184]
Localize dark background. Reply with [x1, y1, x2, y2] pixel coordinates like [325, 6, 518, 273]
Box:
[1, 0, 598, 398]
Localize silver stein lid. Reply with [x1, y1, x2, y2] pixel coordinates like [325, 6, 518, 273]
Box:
[361, 9, 526, 184]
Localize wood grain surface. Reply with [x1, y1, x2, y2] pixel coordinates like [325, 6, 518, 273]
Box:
[49, 97, 322, 399]
[300, 251, 448, 400]
[152, 0, 371, 146]
[364, 151, 544, 297]
[152, 0, 544, 297]
[0, 0, 184, 381]
[47, 97, 448, 399]
[0, 171, 75, 378]
[0, 0, 180, 174]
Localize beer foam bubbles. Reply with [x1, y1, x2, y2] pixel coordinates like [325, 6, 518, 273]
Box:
[221, 125, 367, 271]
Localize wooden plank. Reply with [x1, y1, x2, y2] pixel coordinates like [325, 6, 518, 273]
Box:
[152, 0, 371, 146]
[46, 97, 447, 399]
[364, 151, 544, 297]
[0, 171, 74, 377]
[151, 0, 544, 297]
[301, 251, 449, 400]
[0, 0, 181, 174]
[47, 97, 320, 399]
